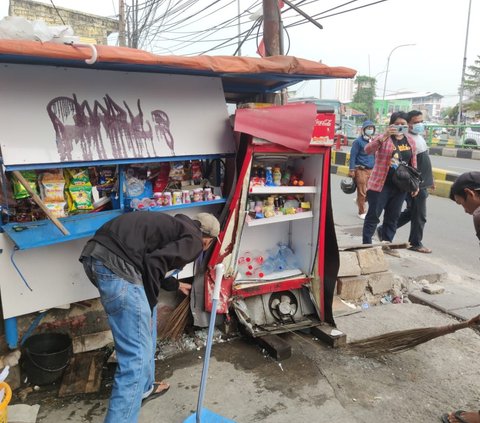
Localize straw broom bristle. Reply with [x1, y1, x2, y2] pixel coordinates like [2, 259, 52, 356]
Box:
[345, 314, 480, 357]
[158, 296, 190, 341]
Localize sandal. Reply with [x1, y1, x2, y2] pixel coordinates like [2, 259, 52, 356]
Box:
[142, 381, 170, 406]
[408, 245, 432, 254]
[441, 410, 480, 423]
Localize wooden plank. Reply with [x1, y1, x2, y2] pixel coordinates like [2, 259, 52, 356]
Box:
[338, 242, 409, 251]
[311, 324, 347, 348]
[255, 334, 291, 361]
[58, 351, 104, 397]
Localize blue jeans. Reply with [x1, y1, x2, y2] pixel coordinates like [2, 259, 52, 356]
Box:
[92, 260, 157, 423]
[362, 184, 407, 244]
[396, 187, 429, 247]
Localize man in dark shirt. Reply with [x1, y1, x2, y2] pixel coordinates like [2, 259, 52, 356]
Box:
[396, 110, 434, 253]
[80, 212, 220, 423]
[442, 172, 480, 423]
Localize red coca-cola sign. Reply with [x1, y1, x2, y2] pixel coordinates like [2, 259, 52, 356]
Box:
[311, 112, 335, 145]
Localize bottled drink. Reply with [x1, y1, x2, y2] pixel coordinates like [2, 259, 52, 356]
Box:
[273, 166, 282, 186]
[265, 167, 274, 186]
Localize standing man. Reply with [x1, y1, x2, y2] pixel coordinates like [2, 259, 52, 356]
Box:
[349, 120, 376, 219]
[396, 110, 434, 253]
[441, 172, 480, 423]
[80, 212, 220, 423]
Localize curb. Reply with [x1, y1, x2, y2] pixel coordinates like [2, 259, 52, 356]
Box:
[331, 151, 459, 199]
[429, 146, 480, 160]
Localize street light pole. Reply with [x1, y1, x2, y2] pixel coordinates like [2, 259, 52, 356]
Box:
[456, 0, 472, 133]
[381, 43, 415, 119]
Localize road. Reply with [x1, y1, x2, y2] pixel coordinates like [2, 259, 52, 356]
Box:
[430, 154, 479, 174]
[330, 173, 479, 276]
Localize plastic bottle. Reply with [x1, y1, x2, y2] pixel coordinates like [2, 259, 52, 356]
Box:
[278, 244, 298, 269]
[265, 167, 274, 186]
[273, 166, 282, 186]
[262, 259, 276, 275]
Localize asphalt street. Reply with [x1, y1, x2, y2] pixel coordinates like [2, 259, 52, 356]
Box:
[330, 173, 480, 276]
[430, 154, 480, 174]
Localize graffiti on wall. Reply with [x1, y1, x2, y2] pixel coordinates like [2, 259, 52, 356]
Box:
[46, 94, 175, 161]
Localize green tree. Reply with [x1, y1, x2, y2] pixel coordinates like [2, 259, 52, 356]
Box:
[464, 55, 480, 112]
[351, 76, 376, 120]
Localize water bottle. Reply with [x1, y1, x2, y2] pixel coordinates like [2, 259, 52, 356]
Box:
[265, 167, 274, 186]
[262, 259, 276, 275]
[278, 244, 298, 269]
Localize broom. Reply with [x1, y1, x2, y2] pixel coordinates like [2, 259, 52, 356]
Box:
[345, 313, 480, 357]
[158, 296, 190, 341]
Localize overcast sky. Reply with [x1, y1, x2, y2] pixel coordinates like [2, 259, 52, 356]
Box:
[1, 0, 479, 106]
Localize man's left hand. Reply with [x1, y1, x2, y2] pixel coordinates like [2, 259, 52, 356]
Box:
[411, 189, 419, 197]
[178, 282, 192, 296]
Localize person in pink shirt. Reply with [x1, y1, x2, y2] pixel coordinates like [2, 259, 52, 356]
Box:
[362, 112, 418, 244]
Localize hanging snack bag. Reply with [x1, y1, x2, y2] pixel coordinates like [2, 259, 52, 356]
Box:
[169, 162, 185, 182]
[12, 170, 38, 199]
[191, 160, 203, 185]
[153, 162, 171, 193]
[64, 168, 94, 213]
[96, 167, 117, 193]
[39, 170, 65, 202]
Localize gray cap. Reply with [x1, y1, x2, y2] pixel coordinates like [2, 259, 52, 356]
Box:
[194, 213, 220, 238]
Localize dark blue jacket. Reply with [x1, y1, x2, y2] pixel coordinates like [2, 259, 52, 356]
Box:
[350, 136, 375, 170]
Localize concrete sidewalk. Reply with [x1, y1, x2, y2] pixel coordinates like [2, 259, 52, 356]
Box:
[10, 226, 480, 423]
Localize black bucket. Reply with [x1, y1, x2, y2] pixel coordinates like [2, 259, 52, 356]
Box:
[21, 333, 72, 386]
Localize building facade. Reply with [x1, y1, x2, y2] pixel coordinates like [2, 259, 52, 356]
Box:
[9, 0, 118, 44]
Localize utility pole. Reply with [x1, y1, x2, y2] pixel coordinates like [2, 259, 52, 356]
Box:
[263, 0, 281, 57]
[118, 0, 126, 47]
[262, 0, 282, 103]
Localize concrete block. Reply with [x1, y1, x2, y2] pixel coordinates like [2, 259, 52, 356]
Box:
[356, 247, 388, 274]
[336, 165, 349, 177]
[338, 251, 361, 277]
[367, 271, 395, 295]
[442, 148, 457, 157]
[337, 275, 368, 301]
[472, 150, 480, 160]
[422, 284, 445, 295]
[431, 180, 452, 199]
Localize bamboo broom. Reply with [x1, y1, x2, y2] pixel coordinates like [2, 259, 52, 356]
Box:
[345, 313, 480, 357]
[158, 296, 190, 341]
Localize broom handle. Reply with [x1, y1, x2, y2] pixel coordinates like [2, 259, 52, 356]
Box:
[447, 314, 480, 333]
[195, 263, 224, 423]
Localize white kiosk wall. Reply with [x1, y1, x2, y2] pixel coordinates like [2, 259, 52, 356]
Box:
[0, 64, 235, 318]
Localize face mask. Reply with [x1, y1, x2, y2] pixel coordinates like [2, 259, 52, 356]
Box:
[364, 129, 374, 136]
[411, 123, 425, 134]
[396, 125, 409, 135]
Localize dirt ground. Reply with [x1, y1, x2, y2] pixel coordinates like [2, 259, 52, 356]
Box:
[19, 302, 479, 423]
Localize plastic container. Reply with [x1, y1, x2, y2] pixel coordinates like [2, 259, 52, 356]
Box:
[163, 191, 172, 206]
[182, 190, 191, 204]
[193, 188, 203, 202]
[0, 381, 12, 423]
[203, 188, 212, 201]
[173, 191, 182, 205]
[21, 333, 72, 385]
